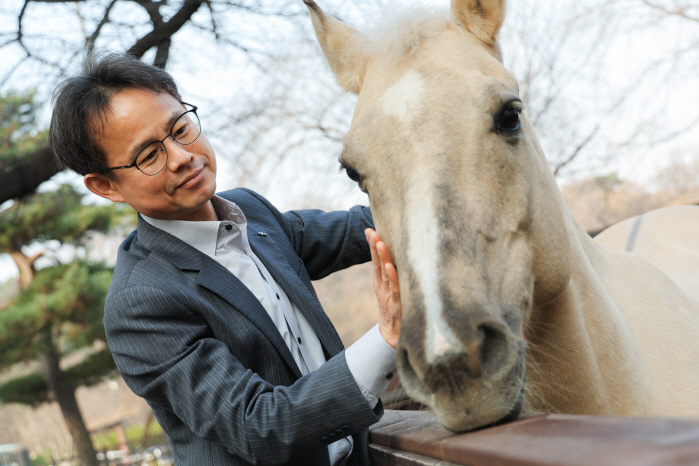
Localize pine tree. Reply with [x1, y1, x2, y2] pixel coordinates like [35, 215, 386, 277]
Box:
[0, 90, 47, 166]
[0, 92, 134, 466]
[0, 185, 133, 466]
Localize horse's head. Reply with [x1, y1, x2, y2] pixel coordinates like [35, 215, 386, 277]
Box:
[306, 0, 573, 431]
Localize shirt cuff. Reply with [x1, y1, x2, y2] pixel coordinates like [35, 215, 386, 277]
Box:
[345, 324, 397, 408]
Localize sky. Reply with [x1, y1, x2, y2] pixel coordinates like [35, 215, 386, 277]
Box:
[1, 0, 698, 282]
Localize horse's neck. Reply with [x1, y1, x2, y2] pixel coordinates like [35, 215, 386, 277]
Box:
[524, 212, 654, 416]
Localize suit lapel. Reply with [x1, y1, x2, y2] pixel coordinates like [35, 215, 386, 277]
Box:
[247, 221, 345, 357]
[196, 256, 303, 378]
[137, 216, 303, 379]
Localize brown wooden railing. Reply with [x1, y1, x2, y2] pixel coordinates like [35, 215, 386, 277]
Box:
[369, 410, 699, 466]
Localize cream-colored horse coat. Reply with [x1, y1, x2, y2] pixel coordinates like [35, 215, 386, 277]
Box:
[305, 0, 699, 431]
[596, 205, 699, 301]
[531, 209, 699, 418]
[588, 205, 699, 415]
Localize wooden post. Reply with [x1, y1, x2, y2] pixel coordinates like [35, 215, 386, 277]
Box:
[115, 424, 129, 464]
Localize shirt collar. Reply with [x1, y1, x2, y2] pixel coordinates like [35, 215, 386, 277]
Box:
[141, 195, 248, 257]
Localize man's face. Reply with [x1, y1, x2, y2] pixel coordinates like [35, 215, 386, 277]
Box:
[89, 88, 217, 221]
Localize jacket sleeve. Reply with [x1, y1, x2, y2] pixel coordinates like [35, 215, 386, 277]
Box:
[241, 189, 375, 280]
[104, 285, 382, 465]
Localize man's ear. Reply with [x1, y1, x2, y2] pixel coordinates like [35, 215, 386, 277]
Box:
[84, 173, 126, 203]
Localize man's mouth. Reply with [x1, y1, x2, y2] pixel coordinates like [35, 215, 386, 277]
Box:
[176, 166, 205, 189]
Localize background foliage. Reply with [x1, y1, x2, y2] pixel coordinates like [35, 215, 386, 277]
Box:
[0, 91, 46, 164]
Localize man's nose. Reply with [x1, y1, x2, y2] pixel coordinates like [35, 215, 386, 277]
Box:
[164, 137, 194, 170]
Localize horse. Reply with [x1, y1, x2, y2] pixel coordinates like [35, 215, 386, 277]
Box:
[595, 205, 699, 302]
[303, 0, 699, 432]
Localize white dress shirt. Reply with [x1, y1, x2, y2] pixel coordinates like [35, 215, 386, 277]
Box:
[142, 195, 395, 466]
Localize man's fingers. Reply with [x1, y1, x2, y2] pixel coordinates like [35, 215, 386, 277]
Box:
[366, 228, 381, 277]
[385, 262, 400, 299]
[367, 229, 399, 299]
[375, 241, 391, 284]
[366, 230, 402, 349]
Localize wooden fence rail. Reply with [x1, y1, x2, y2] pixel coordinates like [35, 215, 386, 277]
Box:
[369, 410, 699, 466]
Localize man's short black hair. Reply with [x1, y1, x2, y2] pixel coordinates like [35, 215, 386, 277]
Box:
[50, 51, 182, 176]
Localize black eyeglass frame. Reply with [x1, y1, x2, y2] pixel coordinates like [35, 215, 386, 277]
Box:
[96, 102, 200, 176]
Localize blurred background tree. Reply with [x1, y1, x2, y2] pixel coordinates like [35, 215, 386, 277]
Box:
[0, 89, 133, 466]
[0, 184, 132, 466]
[0, 90, 56, 204]
[0, 91, 46, 162]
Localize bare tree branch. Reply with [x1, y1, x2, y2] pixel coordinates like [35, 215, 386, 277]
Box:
[128, 0, 206, 61]
[204, 0, 220, 40]
[153, 38, 171, 69]
[642, 0, 699, 24]
[86, 0, 119, 49]
[129, 0, 163, 26]
[554, 126, 601, 176]
[17, 0, 29, 44]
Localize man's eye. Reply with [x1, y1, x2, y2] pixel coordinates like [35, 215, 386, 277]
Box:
[174, 124, 189, 138]
[140, 149, 158, 164]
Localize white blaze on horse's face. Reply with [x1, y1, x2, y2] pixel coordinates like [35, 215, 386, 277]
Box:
[306, 0, 572, 432]
[379, 70, 465, 361]
[405, 165, 464, 363]
[381, 71, 425, 124]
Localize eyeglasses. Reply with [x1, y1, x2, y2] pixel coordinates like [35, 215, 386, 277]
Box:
[97, 102, 201, 176]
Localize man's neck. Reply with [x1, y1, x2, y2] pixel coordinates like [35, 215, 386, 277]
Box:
[146, 199, 219, 222]
[180, 199, 218, 221]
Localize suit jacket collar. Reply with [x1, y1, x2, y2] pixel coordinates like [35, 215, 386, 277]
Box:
[135, 214, 304, 378]
[136, 214, 202, 271]
[136, 209, 347, 372]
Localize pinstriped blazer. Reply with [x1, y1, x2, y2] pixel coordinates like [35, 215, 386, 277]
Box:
[103, 188, 381, 466]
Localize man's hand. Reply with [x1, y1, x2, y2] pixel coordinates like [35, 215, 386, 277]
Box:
[365, 228, 402, 349]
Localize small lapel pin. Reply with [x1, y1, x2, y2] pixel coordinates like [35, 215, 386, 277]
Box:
[257, 231, 268, 237]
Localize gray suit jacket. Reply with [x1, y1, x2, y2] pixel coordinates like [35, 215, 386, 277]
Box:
[104, 188, 381, 466]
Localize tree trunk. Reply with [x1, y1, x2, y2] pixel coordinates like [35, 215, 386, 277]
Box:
[0, 145, 61, 205]
[9, 250, 42, 288]
[39, 347, 99, 466]
[9, 251, 33, 288]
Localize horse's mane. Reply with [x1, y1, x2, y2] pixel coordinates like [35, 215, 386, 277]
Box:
[348, 6, 456, 63]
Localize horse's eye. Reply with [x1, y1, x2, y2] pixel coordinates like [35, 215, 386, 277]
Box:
[497, 104, 521, 133]
[344, 165, 361, 183]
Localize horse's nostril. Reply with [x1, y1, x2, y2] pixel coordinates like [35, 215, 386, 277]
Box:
[398, 324, 513, 399]
[478, 324, 508, 372]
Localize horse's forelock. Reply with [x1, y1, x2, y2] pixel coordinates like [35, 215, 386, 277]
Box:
[353, 6, 456, 64]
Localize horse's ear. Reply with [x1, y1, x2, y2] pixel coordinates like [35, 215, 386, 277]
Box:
[304, 1, 369, 94]
[451, 0, 505, 46]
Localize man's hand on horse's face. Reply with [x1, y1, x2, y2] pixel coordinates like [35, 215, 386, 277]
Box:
[366, 228, 402, 349]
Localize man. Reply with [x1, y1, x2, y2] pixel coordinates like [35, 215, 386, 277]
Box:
[49, 52, 402, 466]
